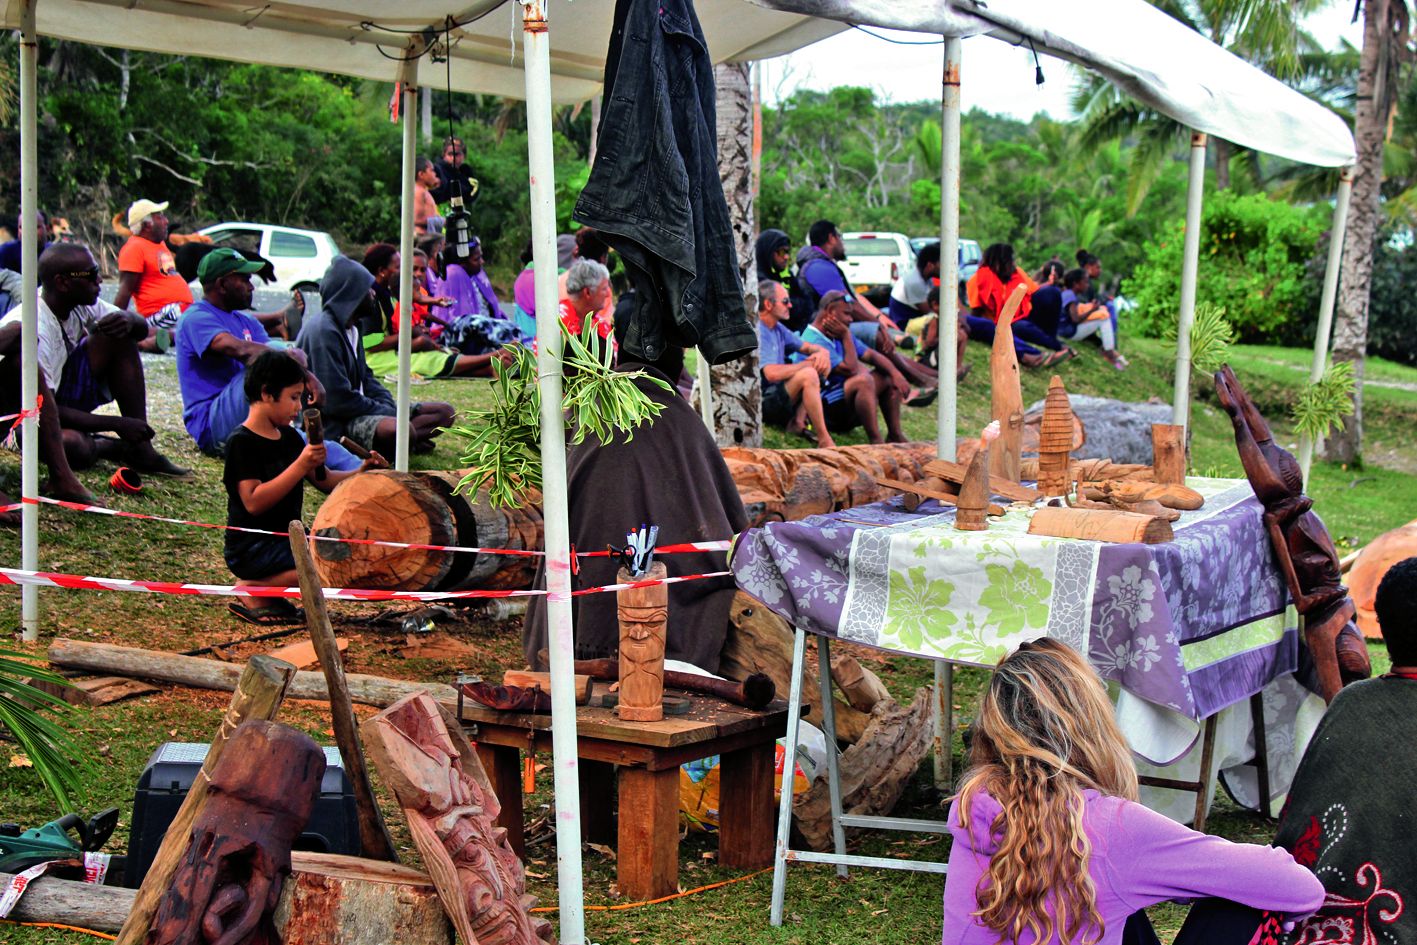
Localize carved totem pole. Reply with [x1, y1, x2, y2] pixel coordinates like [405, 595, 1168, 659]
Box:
[617, 561, 669, 721]
[1037, 375, 1076, 496]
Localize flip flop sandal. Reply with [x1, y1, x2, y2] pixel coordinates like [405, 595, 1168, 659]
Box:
[228, 600, 305, 627]
[905, 386, 939, 408]
[1038, 349, 1071, 368]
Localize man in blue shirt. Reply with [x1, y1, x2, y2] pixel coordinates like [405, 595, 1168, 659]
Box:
[176, 248, 358, 467]
[798, 291, 909, 444]
[756, 280, 835, 447]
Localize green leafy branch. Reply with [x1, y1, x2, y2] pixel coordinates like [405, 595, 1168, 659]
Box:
[1292, 360, 1356, 441]
[0, 649, 93, 810]
[1164, 300, 1234, 376]
[446, 320, 670, 508]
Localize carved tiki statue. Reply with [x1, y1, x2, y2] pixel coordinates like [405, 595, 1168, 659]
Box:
[362, 692, 555, 945]
[146, 720, 325, 945]
[1214, 365, 1371, 701]
[617, 562, 669, 722]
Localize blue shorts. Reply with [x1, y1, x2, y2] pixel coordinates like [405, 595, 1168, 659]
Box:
[202, 375, 359, 471]
[849, 321, 880, 351]
[55, 338, 112, 413]
[225, 535, 297, 582]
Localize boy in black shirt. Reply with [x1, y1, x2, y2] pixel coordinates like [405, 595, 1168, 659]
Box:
[223, 351, 384, 624]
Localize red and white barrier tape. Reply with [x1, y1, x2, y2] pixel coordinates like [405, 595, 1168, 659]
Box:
[23, 495, 734, 559]
[0, 853, 110, 920]
[0, 567, 732, 603]
[0, 395, 43, 427]
[0, 503, 19, 514]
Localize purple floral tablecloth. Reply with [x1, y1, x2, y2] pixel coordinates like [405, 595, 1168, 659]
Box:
[732, 478, 1299, 729]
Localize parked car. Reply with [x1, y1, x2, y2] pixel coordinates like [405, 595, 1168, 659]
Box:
[197, 223, 341, 294]
[909, 236, 982, 288]
[840, 231, 913, 306]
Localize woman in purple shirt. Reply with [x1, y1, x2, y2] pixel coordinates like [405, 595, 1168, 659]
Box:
[945, 639, 1323, 945]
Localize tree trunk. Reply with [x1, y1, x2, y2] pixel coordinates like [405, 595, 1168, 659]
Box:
[1327, 0, 1398, 464]
[1213, 137, 1231, 190]
[709, 60, 762, 448]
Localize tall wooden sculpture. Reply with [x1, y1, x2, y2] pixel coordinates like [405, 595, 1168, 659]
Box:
[617, 562, 669, 722]
[956, 422, 999, 531]
[988, 283, 1029, 482]
[147, 720, 325, 945]
[1037, 375, 1075, 496]
[1214, 365, 1371, 701]
[361, 693, 556, 945]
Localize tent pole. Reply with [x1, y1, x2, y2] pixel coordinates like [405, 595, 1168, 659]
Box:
[19, 0, 40, 641]
[932, 34, 962, 791]
[522, 3, 587, 943]
[1171, 132, 1208, 430]
[394, 57, 419, 472]
[1298, 167, 1353, 487]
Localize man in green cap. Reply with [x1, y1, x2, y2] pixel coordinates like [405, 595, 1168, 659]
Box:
[175, 247, 356, 470]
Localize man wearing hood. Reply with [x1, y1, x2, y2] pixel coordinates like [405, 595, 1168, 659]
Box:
[296, 256, 454, 457]
[754, 228, 811, 332]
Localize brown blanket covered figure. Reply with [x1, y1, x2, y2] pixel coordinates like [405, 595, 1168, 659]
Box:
[1214, 365, 1370, 701]
[523, 361, 747, 674]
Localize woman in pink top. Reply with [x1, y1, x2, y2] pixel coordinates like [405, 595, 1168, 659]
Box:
[944, 639, 1323, 945]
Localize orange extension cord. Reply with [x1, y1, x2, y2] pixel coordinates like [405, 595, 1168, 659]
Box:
[1, 919, 115, 939]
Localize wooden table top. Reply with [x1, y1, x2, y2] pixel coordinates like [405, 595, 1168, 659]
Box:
[449, 689, 792, 750]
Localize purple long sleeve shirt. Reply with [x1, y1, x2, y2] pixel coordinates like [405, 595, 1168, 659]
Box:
[943, 789, 1323, 945]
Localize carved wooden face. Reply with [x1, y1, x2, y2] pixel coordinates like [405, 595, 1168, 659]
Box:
[621, 603, 668, 643]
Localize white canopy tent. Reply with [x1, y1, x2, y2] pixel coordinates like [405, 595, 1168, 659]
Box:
[747, 0, 1358, 924]
[3, 3, 844, 943]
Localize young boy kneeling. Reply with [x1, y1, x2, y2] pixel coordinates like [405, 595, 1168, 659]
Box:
[224, 351, 385, 625]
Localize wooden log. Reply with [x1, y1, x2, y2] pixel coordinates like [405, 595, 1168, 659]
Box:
[923, 458, 1042, 503]
[47, 639, 458, 708]
[895, 475, 953, 512]
[114, 656, 296, 945]
[618, 562, 669, 722]
[1028, 506, 1174, 544]
[290, 521, 398, 863]
[22, 674, 159, 707]
[310, 470, 458, 591]
[989, 284, 1028, 483]
[503, 669, 592, 703]
[1151, 423, 1187, 484]
[3, 855, 453, 944]
[829, 654, 892, 713]
[1082, 480, 1204, 511]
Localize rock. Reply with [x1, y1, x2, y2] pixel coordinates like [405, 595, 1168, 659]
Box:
[1023, 394, 1172, 465]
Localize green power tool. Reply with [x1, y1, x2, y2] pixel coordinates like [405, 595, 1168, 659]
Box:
[0, 809, 119, 878]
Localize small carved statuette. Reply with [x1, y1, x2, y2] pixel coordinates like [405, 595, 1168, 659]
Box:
[617, 562, 669, 722]
[1037, 375, 1076, 496]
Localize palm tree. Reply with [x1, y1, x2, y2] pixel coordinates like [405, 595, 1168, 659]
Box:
[1071, 0, 1327, 209]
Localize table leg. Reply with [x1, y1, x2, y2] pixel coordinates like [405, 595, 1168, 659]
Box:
[718, 741, 775, 869]
[475, 742, 525, 858]
[1249, 692, 1272, 819]
[617, 765, 679, 901]
[580, 759, 616, 846]
[1192, 714, 1218, 833]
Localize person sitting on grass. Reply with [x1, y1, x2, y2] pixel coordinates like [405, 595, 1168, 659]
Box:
[0, 243, 192, 517]
[223, 350, 387, 625]
[1269, 556, 1417, 945]
[756, 280, 835, 448]
[888, 239, 939, 331]
[799, 291, 909, 444]
[969, 242, 1072, 369]
[945, 638, 1323, 945]
[1061, 267, 1129, 370]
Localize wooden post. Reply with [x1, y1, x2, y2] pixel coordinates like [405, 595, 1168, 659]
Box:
[988, 284, 1028, 482]
[617, 562, 668, 722]
[289, 520, 398, 863]
[616, 766, 679, 900]
[1152, 423, 1187, 484]
[113, 655, 296, 945]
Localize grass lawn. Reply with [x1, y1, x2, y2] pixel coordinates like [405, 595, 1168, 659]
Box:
[1, 336, 1414, 944]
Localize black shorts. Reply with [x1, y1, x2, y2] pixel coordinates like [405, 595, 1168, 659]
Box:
[762, 380, 794, 426]
[225, 535, 297, 582]
[822, 396, 859, 432]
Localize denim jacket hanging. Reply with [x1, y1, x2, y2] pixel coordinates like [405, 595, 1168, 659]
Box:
[573, 0, 755, 365]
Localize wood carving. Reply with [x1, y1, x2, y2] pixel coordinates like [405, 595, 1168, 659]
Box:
[1028, 506, 1174, 544]
[147, 720, 326, 945]
[988, 283, 1029, 482]
[562, 655, 776, 710]
[617, 563, 668, 722]
[502, 671, 592, 703]
[955, 423, 998, 531]
[1151, 423, 1187, 484]
[1214, 365, 1371, 701]
[874, 476, 1004, 516]
[922, 459, 1042, 504]
[1037, 375, 1077, 496]
[458, 679, 553, 713]
[1082, 480, 1204, 511]
[362, 692, 555, 945]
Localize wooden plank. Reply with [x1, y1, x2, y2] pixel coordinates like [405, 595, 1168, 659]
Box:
[265, 637, 347, 671]
[451, 697, 790, 749]
[617, 766, 680, 900]
[717, 742, 776, 869]
[874, 476, 1005, 516]
[24, 675, 160, 706]
[922, 458, 1042, 503]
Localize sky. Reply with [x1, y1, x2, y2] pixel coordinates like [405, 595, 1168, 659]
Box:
[761, 4, 1367, 120]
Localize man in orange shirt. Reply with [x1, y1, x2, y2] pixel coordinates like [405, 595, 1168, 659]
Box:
[114, 198, 192, 351]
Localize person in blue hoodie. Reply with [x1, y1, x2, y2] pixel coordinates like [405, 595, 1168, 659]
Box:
[296, 256, 454, 457]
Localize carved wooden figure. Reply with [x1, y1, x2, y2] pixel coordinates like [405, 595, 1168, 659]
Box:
[146, 720, 325, 945]
[361, 693, 555, 945]
[1037, 375, 1076, 496]
[1214, 365, 1371, 701]
[988, 283, 1029, 482]
[956, 422, 999, 531]
[617, 562, 669, 722]
[1151, 423, 1187, 484]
